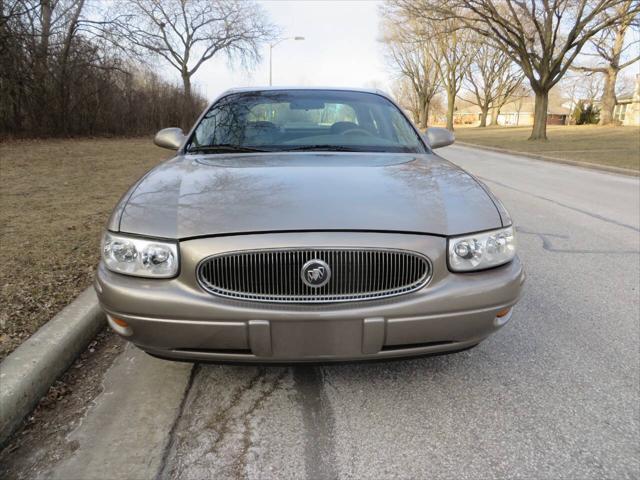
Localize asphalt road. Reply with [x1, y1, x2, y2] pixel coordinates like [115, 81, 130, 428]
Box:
[18, 146, 640, 479]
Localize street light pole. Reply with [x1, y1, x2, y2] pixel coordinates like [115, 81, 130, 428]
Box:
[269, 36, 305, 86]
[269, 43, 273, 86]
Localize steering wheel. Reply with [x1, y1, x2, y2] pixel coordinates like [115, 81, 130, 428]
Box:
[340, 128, 374, 137]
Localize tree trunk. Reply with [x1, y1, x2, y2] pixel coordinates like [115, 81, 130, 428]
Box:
[34, 0, 53, 134]
[181, 72, 193, 130]
[599, 68, 618, 126]
[598, 2, 631, 125]
[424, 101, 431, 128]
[567, 0, 637, 127]
[37, 0, 53, 71]
[59, 0, 85, 134]
[479, 105, 489, 127]
[529, 89, 549, 141]
[489, 107, 498, 126]
[446, 89, 455, 131]
[418, 96, 428, 129]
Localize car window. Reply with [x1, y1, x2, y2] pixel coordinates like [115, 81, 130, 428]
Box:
[188, 90, 426, 154]
[389, 107, 420, 145]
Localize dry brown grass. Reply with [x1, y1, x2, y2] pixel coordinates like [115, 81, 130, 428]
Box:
[454, 125, 640, 171]
[0, 137, 169, 359]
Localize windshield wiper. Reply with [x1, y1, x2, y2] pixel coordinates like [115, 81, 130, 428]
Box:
[186, 144, 267, 153]
[280, 145, 363, 152]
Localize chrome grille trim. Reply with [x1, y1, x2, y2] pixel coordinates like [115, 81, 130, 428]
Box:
[196, 248, 432, 304]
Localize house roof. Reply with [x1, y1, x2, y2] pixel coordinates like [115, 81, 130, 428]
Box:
[617, 92, 635, 102]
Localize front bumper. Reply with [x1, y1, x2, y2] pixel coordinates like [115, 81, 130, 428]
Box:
[95, 232, 525, 363]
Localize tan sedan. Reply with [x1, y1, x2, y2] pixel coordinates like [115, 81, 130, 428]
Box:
[95, 87, 524, 362]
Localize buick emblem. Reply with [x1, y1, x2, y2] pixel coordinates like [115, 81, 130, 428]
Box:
[301, 259, 331, 288]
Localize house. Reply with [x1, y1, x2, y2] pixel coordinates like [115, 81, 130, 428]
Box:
[613, 75, 640, 126]
[453, 96, 570, 126]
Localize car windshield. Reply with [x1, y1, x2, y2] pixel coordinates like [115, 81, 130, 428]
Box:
[186, 90, 426, 154]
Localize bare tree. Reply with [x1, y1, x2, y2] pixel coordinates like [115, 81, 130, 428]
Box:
[462, 42, 523, 127]
[561, 70, 605, 122]
[489, 77, 529, 126]
[385, 4, 477, 131]
[431, 17, 472, 130]
[382, 19, 441, 128]
[572, 0, 639, 125]
[391, 77, 422, 123]
[0, 0, 208, 137]
[1, 0, 91, 134]
[112, 0, 275, 127]
[511, 84, 530, 126]
[615, 71, 638, 95]
[583, 73, 606, 105]
[391, 0, 639, 140]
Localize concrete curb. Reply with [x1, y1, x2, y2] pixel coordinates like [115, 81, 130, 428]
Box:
[0, 287, 105, 446]
[456, 141, 639, 177]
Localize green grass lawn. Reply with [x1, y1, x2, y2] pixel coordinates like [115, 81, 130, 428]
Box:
[454, 125, 640, 171]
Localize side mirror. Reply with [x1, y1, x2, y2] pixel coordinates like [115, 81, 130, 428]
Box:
[424, 127, 455, 149]
[154, 127, 185, 150]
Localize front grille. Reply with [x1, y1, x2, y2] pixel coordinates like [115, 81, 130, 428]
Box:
[197, 248, 432, 303]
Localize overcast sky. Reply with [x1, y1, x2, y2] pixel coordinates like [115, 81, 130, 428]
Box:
[158, 0, 639, 103]
[181, 0, 390, 101]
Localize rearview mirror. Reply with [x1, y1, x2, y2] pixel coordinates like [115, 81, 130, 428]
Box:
[424, 127, 455, 149]
[154, 127, 185, 150]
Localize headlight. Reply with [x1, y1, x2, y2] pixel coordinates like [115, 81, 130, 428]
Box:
[448, 226, 516, 272]
[102, 231, 178, 278]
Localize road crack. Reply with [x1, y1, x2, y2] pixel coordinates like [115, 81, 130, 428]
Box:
[233, 370, 288, 479]
[517, 226, 640, 254]
[206, 368, 266, 450]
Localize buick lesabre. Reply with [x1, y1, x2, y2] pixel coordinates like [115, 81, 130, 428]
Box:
[95, 87, 524, 362]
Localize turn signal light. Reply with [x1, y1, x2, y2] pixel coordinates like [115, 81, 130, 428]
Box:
[496, 308, 511, 318]
[112, 317, 129, 328]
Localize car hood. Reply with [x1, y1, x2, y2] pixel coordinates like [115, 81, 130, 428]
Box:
[114, 152, 503, 239]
